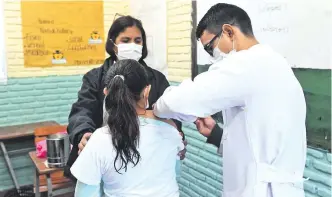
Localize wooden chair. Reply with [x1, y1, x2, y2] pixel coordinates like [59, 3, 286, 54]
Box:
[30, 125, 74, 197]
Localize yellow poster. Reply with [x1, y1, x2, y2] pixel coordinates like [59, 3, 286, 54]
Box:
[21, 1, 105, 67]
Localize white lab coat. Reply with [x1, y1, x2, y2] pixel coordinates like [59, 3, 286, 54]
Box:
[153, 44, 307, 197]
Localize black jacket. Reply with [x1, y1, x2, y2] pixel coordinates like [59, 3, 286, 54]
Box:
[64, 58, 183, 180]
[205, 111, 224, 148]
[207, 125, 223, 147]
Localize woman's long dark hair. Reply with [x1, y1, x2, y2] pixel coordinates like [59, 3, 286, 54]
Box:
[105, 15, 148, 62]
[104, 59, 149, 173]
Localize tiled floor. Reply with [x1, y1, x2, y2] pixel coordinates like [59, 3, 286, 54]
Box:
[42, 192, 74, 197]
[59, 193, 74, 197]
[0, 190, 74, 197]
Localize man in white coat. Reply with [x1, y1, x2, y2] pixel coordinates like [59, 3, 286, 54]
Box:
[153, 3, 307, 197]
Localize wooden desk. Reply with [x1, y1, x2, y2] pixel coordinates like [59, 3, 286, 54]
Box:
[29, 151, 74, 197]
[0, 121, 59, 191]
[0, 121, 59, 140]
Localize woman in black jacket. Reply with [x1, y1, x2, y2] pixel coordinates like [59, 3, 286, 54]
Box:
[65, 15, 185, 179]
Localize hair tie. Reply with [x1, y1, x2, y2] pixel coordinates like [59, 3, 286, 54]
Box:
[114, 75, 124, 81]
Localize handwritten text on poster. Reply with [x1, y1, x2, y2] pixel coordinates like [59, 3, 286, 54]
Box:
[21, 1, 105, 67]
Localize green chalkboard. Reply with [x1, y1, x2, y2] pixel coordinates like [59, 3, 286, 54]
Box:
[293, 68, 331, 151]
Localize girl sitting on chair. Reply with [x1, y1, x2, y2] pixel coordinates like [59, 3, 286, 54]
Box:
[71, 59, 184, 197]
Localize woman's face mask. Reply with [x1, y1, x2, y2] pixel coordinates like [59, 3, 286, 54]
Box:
[115, 43, 142, 61]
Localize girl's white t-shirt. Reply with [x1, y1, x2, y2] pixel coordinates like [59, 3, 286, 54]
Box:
[71, 117, 184, 197]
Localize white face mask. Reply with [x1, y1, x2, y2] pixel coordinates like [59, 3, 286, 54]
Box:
[145, 99, 149, 109]
[210, 35, 236, 64]
[103, 88, 150, 126]
[211, 47, 223, 63]
[116, 43, 142, 61]
[144, 86, 150, 109]
[102, 98, 108, 126]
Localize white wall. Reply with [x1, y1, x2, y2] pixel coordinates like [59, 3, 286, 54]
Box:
[130, 0, 168, 75]
[197, 0, 332, 69]
[0, 0, 7, 84]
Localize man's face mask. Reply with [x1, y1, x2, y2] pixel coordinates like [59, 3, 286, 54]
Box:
[114, 42, 143, 61]
[204, 30, 236, 64]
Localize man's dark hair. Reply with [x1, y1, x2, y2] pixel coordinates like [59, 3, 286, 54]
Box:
[106, 16, 148, 62]
[196, 3, 254, 40]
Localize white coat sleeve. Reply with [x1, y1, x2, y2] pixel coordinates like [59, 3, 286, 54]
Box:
[153, 59, 252, 121]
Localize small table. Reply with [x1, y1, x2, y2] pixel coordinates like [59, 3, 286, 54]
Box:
[29, 151, 74, 197]
[0, 121, 59, 191]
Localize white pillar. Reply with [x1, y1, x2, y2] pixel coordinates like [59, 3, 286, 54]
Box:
[129, 0, 168, 75]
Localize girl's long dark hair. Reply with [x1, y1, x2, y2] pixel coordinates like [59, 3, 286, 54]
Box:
[104, 59, 149, 173]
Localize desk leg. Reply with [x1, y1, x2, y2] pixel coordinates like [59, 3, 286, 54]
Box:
[0, 141, 20, 190]
[47, 174, 53, 197]
[35, 169, 40, 197]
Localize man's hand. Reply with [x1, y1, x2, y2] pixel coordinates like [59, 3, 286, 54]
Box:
[178, 140, 187, 160]
[195, 117, 216, 137]
[78, 132, 92, 155]
[178, 132, 187, 160]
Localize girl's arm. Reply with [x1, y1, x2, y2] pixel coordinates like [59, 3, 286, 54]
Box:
[75, 180, 102, 197]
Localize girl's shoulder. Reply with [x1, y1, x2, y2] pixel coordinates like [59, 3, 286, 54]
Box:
[89, 126, 112, 145]
[156, 118, 177, 129]
[140, 111, 177, 129]
[139, 116, 177, 130]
